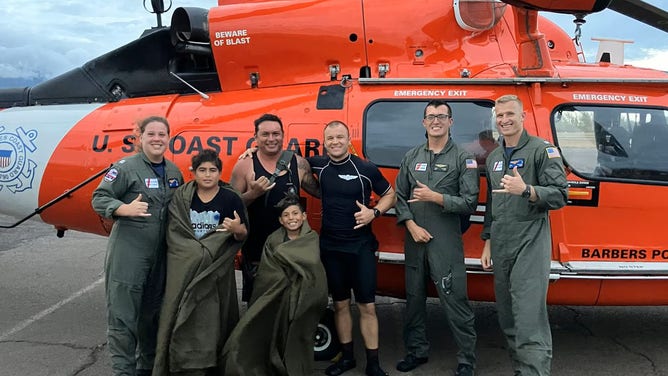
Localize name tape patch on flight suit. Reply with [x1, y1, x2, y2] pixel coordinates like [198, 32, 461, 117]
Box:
[508, 159, 525, 169]
[168, 178, 180, 188]
[415, 163, 428, 171]
[145, 178, 159, 188]
[546, 147, 561, 159]
[493, 161, 504, 171]
[104, 168, 118, 182]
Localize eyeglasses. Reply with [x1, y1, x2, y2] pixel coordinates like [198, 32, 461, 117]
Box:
[424, 114, 451, 121]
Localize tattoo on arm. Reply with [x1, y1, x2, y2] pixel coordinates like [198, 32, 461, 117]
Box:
[302, 173, 320, 198]
[298, 157, 320, 198]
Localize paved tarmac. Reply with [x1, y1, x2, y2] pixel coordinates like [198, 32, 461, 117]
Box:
[1, 214, 667, 376]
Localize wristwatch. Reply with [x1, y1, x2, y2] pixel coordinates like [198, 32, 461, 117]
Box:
[521, 184, 532, 199]
[373, 208, 381, 218]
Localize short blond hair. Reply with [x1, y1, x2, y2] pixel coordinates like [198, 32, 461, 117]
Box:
[495, 94, 523, 111]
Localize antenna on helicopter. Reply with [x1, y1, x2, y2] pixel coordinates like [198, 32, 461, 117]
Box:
[170, 72, 210, 100]
[144, 0, 172, 28]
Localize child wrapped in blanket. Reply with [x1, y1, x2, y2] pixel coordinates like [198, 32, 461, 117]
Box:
[222, 193, 328, 375]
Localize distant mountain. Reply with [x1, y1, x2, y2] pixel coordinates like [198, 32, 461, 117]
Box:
[0, 76, 48, 89]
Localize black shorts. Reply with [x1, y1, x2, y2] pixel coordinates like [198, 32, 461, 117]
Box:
[240, 259, 259, 302]
[320, 247, 377, 304]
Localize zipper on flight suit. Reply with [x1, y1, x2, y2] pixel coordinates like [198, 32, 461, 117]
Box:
[149, 162, 169, 223]
[498, 148, 515, 213]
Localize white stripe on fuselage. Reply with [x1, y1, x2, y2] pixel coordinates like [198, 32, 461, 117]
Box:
[0, 104, 103, 220]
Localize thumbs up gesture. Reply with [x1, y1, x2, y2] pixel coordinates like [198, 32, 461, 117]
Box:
[126, 193, 151, 217]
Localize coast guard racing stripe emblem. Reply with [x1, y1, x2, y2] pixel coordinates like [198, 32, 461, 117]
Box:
[104, 168, 118, 182]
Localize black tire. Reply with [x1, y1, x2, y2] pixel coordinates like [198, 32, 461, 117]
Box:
[314, 308, 341, 361]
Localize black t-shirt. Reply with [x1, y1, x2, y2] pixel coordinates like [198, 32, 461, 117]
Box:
[242, 152, 300, 262]
[309, 154, 391, 253]
[190, 187, 246, 239]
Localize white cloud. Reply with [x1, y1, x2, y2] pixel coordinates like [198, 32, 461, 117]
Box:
[626, 49, 668, 71]
[0, 0, 209, 82]
[0, 0, 666, 83]
[542, 1, 668, 72]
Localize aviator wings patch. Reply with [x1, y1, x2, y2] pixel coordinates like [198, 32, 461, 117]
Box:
[338, 174, 358, 181]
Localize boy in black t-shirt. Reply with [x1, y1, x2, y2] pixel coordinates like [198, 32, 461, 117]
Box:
[153, 149, 247, 375]
[189, 149, 247, 240]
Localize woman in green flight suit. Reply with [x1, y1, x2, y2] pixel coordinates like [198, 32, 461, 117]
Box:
[92, 116, 183, 376]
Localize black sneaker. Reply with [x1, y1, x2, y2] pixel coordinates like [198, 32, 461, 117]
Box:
[325, 358, 357, 376]
[365, 362, 389, 376]
[396, 353, 428, 372]
[455, 363, 475, 376]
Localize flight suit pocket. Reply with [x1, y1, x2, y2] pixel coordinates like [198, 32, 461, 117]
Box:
[546, 168, 565, 183]
[118, 218, 148, 229]
[125, 183, 155, 207]
[433, 169, 458, 193]
[137, 188, 158, 205]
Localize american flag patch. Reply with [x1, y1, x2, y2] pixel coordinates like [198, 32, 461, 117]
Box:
[0, 149, 11, 168]
[546, 147, 561, 159]
[415, 162, 428, 171]
[465, 159, 477, 169]
[493, 161, 504, 171]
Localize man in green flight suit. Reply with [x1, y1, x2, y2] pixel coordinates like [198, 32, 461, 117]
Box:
[92, 116, 184, 376]
[395, 100, 479, 376]
[481, 95, 568, 376]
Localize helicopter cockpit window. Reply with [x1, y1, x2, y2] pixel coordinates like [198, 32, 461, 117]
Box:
[364, 100, 496, 168]
[553, 105, 668, 183]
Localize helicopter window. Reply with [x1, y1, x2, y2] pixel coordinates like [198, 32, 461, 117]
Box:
[553, 105, 668, 183]
[364, 100, 495, 169]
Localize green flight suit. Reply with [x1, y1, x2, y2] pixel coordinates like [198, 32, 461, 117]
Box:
[481, 130, 568, 376]
[395, 139, 479, 367]
[92, 152, 183, 376]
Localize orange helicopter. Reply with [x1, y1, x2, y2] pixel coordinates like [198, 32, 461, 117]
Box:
[1, 0, 667, 359]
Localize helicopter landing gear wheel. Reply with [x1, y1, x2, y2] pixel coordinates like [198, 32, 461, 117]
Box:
[314, 308, 341, 361]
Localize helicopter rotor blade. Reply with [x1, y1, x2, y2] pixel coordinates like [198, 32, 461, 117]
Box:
[608, 0, 668, 33]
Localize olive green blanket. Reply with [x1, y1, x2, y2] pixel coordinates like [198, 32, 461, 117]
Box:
[221, 222, 328, 375]
[153, 181, 244, 375]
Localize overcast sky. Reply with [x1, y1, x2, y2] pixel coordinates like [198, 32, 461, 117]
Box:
[0, 0, 666, 87]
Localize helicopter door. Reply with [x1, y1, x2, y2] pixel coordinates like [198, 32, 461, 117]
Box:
[552, 104, 668, 304]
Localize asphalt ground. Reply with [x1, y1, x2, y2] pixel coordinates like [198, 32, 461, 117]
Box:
[1, 214, 667, 376]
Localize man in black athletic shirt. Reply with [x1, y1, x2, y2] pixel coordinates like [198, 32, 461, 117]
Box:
[310, 121, 396, 376]
[230, 113, 318, 302]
